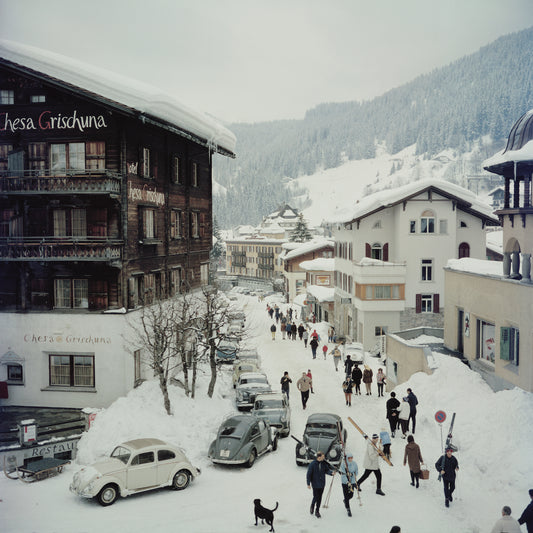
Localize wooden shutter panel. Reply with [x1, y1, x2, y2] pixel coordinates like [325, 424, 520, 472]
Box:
[383, 243, 389, 262]
[89, 279, 108, 310]
[433, 293, 440, 314]
[88, 208, 107, 237]
[365, 243, 371, 258]
[415, 294, 422, 314]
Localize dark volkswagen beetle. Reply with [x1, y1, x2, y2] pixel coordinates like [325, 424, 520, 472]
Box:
[208, 414, 278, 468]
[295, 413, 346, 467]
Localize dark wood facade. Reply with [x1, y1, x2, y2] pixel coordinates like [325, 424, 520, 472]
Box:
[0, 59, 228, 313]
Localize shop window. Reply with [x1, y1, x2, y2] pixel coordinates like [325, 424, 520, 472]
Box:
[420, 210, 435, 234]
[477, 320, 495, 364]
[49, 354, 94, 387]
[0, 90, 14, 104]
[500, 327, 519, 366]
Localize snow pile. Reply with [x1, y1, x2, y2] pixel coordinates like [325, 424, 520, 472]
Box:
[447, 257, 503, 277]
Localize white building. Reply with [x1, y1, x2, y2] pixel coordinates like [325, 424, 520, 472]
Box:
[331, 179, 499, 350]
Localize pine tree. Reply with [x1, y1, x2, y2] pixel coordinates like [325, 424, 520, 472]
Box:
[289, 214, 312, 242]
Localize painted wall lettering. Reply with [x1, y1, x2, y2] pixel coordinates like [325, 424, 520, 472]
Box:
[128, 182, 165, 206]
[0, 110, 108, 133]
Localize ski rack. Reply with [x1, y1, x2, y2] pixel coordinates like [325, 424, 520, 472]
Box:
[347, 417, 393, 466]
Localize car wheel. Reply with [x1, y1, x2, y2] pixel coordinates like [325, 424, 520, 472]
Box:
[97, 484, 118, 506]
[172, 469, 191, 490]
[296, 459, 304, 466]
[245, 448, 257, 468]
[283, 424, 290, 437]
[272, 436, 278, 451]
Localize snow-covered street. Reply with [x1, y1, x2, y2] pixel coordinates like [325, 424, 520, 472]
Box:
[2, 292, 532, 533]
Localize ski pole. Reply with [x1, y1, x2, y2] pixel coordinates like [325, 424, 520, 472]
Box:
[322, 470, 336, 508]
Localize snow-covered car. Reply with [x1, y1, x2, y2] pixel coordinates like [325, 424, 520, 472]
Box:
[343, 342, 365, 365]
[236, 348, 261, 366]
[208, 414, 278, 468]
[295, 413, 346, 467]
[232, 360, 260, 388]
[216, 339, 239, 364]
[235, 372, 271, 410]
[252, 392, 291, 437]
[69, 438, 200, 506]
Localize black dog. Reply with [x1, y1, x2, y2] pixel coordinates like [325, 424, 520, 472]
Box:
[254, 499, 278, 532]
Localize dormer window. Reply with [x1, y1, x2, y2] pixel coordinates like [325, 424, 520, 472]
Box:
[0, 90, 14, 105]
[30, 95, 46, 103]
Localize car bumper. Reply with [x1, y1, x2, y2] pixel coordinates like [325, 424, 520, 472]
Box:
[210, 458, 246, 465]
[69, 484, 95, 498]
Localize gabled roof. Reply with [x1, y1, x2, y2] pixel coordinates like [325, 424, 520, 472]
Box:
[328, 179, 498, 226]
[0, 39, 235, 157]
[283, 238, 334, 260]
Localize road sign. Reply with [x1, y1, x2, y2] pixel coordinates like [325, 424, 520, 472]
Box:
[435, 410, 446, 424]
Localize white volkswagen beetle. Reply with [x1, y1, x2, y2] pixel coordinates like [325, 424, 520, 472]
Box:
[70, 438, 200, 506]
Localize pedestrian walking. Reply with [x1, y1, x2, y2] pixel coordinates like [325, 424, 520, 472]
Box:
[352, 363, 362, 394]
[291, 322, 297, 340]
[307, 451, 334, 518]
[342, 377, 353, 406]
[296, 371, 312, 409]
[490, 506, 522, 533]
[435, 447, 459, 507]
[307, 369, 314, 393]
[363, 365, 373, 395]
[344, 355, 354, 377]
[268, 306, 274, 319]
[328, 326, 335, 342]
[281, 321, 286, 340]
[380, 428, 392, 460]
[339, 452, 358, 517]
[356, 434, 386, 496]
[403, 434, 423, 488]
[406, 388, 418, 434]
[285, 322, 291, 340]
[398, 397, 410, 437]
[311, 329, 319, 340]
[280, 371, 292, 400]
[310, 337, 319, 359]
[331, 345, 342, 371]
[298, 323, 305, 340]
[270, 323, 276, 340]
[386, 392, 400, 437]
[376, 368, 386, 397]
[303, 329, 309, 348]
[322, 344, 328, 359]
[518, 489, 533, 532]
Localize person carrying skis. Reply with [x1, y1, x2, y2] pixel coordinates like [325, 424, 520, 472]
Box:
[386, 392, 400, 437]
[339, 452, 359, 517]
[435, 447, 459, 507]
[356, 434, 386, 496]
[352, 363, 362, 394]
[306, 451, 334, 519]
[406, 388, 418, 434]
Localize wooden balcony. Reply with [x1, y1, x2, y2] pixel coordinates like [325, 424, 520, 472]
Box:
[0, 170, 121, 196]
[0, 237, 123, 262]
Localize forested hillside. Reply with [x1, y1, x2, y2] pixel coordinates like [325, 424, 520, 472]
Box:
[213, 27, 533, 228]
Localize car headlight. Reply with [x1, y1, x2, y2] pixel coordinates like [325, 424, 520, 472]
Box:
[329, 448, 338, 459]
[298, 445, 306, 455]
[280, 415, 287, 423]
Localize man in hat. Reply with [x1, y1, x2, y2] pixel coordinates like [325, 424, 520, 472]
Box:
[435, 447, 459, 507]
[356, 434, 385, 496]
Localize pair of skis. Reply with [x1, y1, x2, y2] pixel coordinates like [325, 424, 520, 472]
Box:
[347, 417, 393, 467]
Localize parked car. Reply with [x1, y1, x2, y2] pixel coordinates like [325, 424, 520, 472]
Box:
[208, 414, 278, 468]
[343, 341, 365, 365]
[69, 438, 200, 506]
[228, 311, 246, 326]
[235, 372, 271, 410]
[232, 360, 260, 388]
[216, 339, 239, 364]
[252, 392, 291, 437]
[236, 348, 261, 367]
[295, 413, 346, 467]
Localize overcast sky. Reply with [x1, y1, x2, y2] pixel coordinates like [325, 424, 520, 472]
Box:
[1, 0, 532, 124]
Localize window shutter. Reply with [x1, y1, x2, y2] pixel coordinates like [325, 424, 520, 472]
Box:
[383, 243, 389, 261]
[365, 243, 371, 258]
[500, 327, 510, 360]
[415, 294, 422, 314]
[433, 293, 440, 313]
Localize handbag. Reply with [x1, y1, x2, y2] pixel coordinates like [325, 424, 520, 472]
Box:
[419, 465, 430, 480]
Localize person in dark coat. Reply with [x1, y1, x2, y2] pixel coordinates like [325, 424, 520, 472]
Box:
[306, 451, 334, 518]
[298, 323, 305, 340]
[363, 366, 373, 395]
[270, 323, 276, 340]
[342, 377, 353, 406]
[286, 322, 292, 339]
[406, 388, 418, 433]
[351, 364, 362, 395]
[344, 355, 354, 377]
[386, 392, 400, 437]
[310, 337, 319, 359]
[403, 434, 424, 488]
[435, 448, 459, 507]
[280, 371, 292, 400]
[518, 489, 533, 532]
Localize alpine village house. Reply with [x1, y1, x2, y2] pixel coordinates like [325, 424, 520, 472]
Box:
[0, 41, 235, 408]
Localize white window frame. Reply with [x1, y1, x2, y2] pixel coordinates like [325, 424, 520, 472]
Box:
[170, 210, 181, 239]
[54, 279, 88, 309]
[49, 354, 95, 387]
[143, 209, 156, 239]
[143, 148, 151, 178]
[30, 95, 46, 103]
[420, 211, 435, 234]
[421, 294, 433, 313]
[421, 259, 433, 281]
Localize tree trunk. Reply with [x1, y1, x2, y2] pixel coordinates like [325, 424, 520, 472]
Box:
[207, 341, 217, 398]
[159, 372, 172, 415]
[191, 360, 197, 399]
[181, 351, 190, 397]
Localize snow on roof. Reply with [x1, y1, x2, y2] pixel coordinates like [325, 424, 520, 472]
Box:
[487, 185, 505, 196]
[299, 258, 334, 271]
[483, 140, 533, 168]
[307, 285, 335, 302]
[0, 39, 236, 156]
[283, 238, 334, 260]
[328, 178, 497, 224]
[486, 230, 503, 254]
[446, 257, 503, 277]
[293, 293, 307, 306]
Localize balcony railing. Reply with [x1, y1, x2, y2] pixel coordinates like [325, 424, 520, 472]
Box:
[0, 169, 121, 195]
[0, 237, 123, 262]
